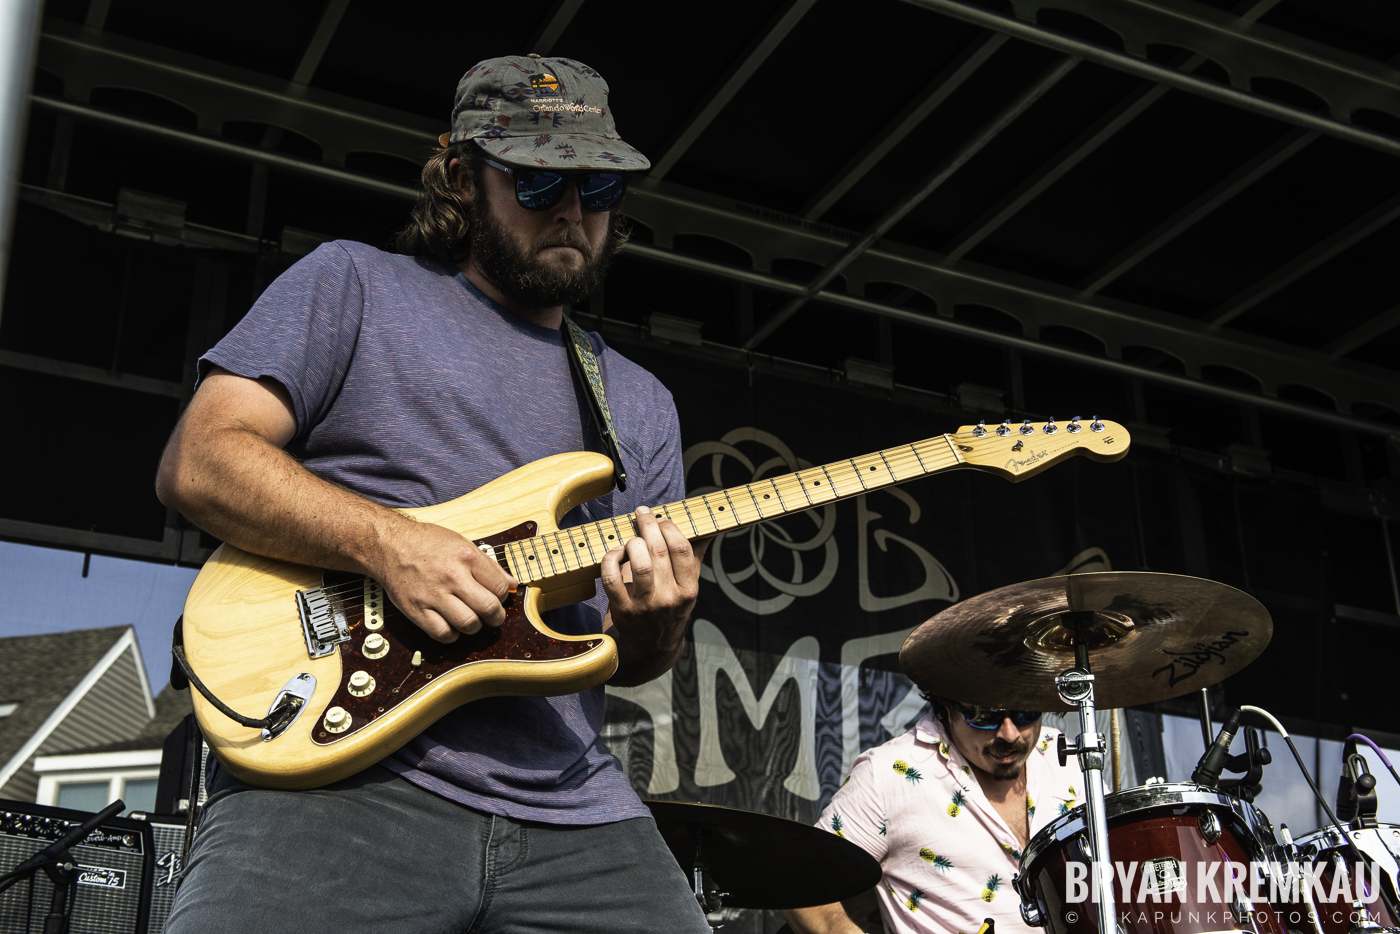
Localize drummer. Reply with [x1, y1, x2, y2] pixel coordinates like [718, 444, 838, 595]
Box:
[783, 694, 1081, 934]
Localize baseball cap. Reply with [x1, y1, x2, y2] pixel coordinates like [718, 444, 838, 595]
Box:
[447, 54, 650, 172]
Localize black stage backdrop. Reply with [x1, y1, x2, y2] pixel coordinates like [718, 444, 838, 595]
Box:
[595, 341, 1396, 931]
[605, 344, 1141, 819]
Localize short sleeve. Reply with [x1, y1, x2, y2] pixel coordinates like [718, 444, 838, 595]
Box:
[200, 242, 365, 440]
[816, 751, 890, 863]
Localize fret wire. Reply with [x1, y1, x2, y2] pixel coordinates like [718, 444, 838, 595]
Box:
[554, 530, 576, 572]
[849, 457, 869, 491]
[608, 517, 626, 551]
[678, 499, 702, 537]
[909, 442, 929, 473]
[877, 449, 897, 482]
[720, 489, 742, 527]
[769, 478, 789, 512]
[525, 536, 546, 577]
[744, 483, 765, 518]
[541, 533, 560, 575]
[698, 494, 720, 533]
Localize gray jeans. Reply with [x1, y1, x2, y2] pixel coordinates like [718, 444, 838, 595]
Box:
[165, 764, 712, 934]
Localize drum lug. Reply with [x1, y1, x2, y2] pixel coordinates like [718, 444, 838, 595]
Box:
[1020, 898, 1046, 928]
[1197, 809, 1222, 845]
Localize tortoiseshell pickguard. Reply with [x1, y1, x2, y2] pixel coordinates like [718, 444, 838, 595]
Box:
[310, 521, 602, 745]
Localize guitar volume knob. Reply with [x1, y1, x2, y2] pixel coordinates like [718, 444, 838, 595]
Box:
[324, 706, 352, 733]
[348, 670, 376, 697]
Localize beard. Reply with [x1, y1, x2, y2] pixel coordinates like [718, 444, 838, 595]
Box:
[467, 197, 621, 310]
[983, 736, 1032, 780]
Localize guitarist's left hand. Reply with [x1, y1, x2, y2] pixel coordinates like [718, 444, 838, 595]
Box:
[600, 505, 710, 686]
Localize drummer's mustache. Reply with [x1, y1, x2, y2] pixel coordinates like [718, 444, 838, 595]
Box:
[986, 738, 1029, 757]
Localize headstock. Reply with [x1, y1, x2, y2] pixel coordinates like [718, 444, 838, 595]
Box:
[950, 416, 1130, 481]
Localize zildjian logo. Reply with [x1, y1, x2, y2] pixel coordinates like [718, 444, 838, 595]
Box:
[1151, 631, 1250, 686]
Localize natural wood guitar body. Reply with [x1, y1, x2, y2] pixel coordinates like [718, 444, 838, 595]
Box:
[180, 419, 1130, 789]
[183, 451, 619, 790]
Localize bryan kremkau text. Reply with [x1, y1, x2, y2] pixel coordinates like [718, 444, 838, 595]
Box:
[1062, 859, 1384, 905]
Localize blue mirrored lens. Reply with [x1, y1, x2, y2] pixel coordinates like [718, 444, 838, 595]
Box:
[513, 171, 626, 212]
[579, 173, 626, 211]
[516, 173, 566, 210]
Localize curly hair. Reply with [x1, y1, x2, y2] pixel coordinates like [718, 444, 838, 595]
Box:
[391, 141, 632, 261]
[391, 140, 481, 260]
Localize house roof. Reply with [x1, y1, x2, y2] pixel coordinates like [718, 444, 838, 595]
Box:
[57, 684, 193, 755]
[0, 626, 131, 769]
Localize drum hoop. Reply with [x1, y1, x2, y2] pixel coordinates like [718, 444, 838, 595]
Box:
[1017, 782, 1275, 874]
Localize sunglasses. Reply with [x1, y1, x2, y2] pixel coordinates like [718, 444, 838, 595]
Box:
[956, 705, 1041, 730]
[482, 157, 628, 212]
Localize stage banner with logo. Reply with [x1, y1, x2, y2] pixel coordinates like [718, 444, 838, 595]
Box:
[600, 344, 1142, 826]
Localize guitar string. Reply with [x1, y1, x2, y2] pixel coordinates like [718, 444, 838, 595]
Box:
[299, 425, 1103, 605]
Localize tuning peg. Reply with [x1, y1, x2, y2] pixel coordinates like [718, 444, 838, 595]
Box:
[1090, 415, 1104, 432]
[1043, 417, 1058, 435]
[1019, 419, 1034, 436]
[973, 420, 987, 438]
[1068, 416, 1082, 434]
[996, 420, 1011, 437]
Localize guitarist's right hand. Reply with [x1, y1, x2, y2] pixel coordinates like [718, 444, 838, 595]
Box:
[158, 368, 514, 645]
[371, 518, 517, 643]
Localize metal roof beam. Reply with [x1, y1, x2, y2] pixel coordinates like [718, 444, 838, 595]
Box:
[801, 33, 1006, 220]
[899, 0, 1400, 161]
[26, 44, 1400, 423]
[649, 0, 817, 180]
[1077, 128, 1315, 294]
[744, 55, 1080, 351]
[526, 0, 585, 57]
[626, 242, 1400, 437]
[1211, 190, 1400, 325]
[941, 0, 1280, 261]
[1326, 303, 1400, 358]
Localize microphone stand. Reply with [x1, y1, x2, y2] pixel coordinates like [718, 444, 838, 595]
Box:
[0, 799, 125, 934]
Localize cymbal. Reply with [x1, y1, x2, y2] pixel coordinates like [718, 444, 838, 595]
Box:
[644, 799, 881, 910]
[899, 571, 1271, 709]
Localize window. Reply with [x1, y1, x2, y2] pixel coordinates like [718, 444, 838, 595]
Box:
[55, 781, 111, 812]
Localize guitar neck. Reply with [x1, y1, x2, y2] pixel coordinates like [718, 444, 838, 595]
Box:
[502, 433, 966, 587]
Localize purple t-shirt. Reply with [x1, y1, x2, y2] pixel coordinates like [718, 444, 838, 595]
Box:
[201, 240, 684, 824]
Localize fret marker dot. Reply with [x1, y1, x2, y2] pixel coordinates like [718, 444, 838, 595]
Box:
[813, 481, 821, 486]
[577, 543, 584, 548]
[763, 494, 770, 499]
[869, 466, 877, 471]
[528, 555, 535, 560]
[607, 534, 615, 539]
[551, 549, 559, 554]
[718, 505, 725, 511]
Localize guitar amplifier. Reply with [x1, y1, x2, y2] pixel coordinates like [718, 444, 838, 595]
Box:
[0, 799, 153, 934]
[129, 815, 187, 934]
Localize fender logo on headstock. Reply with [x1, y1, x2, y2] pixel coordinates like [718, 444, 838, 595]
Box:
[1005, 448, 1050, 470]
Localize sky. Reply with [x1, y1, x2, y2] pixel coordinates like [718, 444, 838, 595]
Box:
[0, 539, 197, 694]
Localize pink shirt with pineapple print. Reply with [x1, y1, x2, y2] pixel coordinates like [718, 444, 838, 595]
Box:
[815, 714, 1082, 934]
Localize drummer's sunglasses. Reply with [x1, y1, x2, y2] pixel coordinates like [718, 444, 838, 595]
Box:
[957, 705, 1041, 730]
[482, 157, 628, 212]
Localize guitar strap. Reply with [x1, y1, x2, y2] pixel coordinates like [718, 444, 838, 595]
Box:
[561, 314, 627, 493]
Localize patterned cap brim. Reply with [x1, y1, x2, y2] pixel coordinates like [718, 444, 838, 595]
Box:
[473, 134, 651, 172]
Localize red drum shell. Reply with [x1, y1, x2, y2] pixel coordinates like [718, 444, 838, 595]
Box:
[1017, 784, 1286, 934]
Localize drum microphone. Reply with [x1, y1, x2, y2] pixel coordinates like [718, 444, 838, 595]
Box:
[1191, 707, 1242, 787]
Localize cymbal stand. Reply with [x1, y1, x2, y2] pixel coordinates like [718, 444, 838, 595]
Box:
[1056, 639, 1119, 934]
[688, 830, 726, 916]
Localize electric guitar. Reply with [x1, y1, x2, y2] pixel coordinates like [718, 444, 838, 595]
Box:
[180, 417, 1130, 789]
